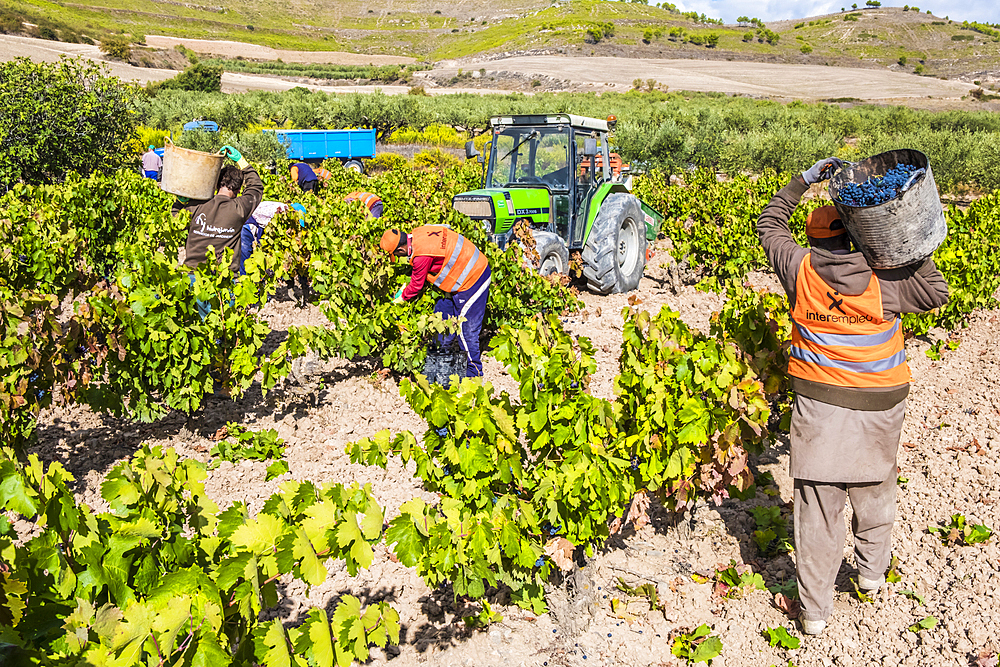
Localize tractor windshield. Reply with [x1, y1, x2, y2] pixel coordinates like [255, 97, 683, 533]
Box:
[488, 126, 571, 191]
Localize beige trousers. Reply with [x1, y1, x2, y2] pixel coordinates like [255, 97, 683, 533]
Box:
[793, 469, 896, 622]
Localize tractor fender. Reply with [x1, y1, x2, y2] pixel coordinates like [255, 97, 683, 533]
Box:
[582, 182, 630, 246]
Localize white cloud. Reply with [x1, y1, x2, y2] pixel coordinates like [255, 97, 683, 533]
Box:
[667, 0, 999, 25]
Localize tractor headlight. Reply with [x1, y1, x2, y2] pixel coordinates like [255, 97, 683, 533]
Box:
[452, 195, 494, 219]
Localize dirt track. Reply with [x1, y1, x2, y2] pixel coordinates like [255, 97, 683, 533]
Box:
[437, 55, 976, 100]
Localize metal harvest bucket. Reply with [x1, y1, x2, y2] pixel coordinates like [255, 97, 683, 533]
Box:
[828, 149, 947, 270]
[160, 137, 224, 200]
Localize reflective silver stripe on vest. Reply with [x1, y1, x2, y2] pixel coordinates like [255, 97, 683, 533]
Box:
[793, 318, 900, 348]
[433, 235, 464, 288]
[450, 247, 481, 292]
[789, 346, 907, 374]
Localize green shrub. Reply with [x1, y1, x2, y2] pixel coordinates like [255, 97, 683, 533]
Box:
[0, 8, 23, 33]
[0, 57, 141, 190]
[100, 35, 132, 60]
[363, 152, 408, 173]
[389, 124, 469, 147]
[174, 44, 199, 63]
[801, 44, 813, 53]
[176, 128, 288, 164]
[148, 62, 222, 94]
[412, 148, 461, 171]
[136, 126, 170, 151]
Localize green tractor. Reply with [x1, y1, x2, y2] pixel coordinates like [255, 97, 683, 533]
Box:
[452, 114, 664, 294]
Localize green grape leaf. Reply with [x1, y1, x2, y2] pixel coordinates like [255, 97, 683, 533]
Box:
[908, 615, 938, 632]
[266, 460, 290, 481]
[690, 635, 723, 663]
[231, 513, 286, 554]
[255, 619, 294, 667]
[0, 464, 37, 517]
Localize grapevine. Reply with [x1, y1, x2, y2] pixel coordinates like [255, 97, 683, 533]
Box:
[0, 444, 397, 665]
[350, 306, 771, 611]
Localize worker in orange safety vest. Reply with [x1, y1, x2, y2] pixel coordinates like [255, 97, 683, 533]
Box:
[758, 157, 949, 637]
[290, 163, 331, 192]
[345, 191, 383, 218]
[379, 226, 490, 379]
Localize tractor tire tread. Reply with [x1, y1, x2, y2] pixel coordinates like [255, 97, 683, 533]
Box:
[581, 193, 646, 295]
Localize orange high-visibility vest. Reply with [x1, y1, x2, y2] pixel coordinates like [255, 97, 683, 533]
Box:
[346, 191, 380, 214]
[410, 225, 488, 294]
[315, 167, 332, 182]
[788, 254, 910, 388]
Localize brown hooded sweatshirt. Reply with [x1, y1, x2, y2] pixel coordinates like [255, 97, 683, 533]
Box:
[175, 166, 263, 273]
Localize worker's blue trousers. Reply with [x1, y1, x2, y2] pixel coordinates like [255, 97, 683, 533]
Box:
[239, 217, 262, 276]
[434, 266, 491, 377]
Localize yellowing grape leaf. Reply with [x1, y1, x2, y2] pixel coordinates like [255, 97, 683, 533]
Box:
[543, 537, 575, 571]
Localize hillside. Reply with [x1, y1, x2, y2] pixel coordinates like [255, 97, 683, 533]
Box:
[1, 0, 999, 79]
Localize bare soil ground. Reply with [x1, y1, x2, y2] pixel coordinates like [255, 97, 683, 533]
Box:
[433, 55, 977, 101]
[31, 248, 1000, 667]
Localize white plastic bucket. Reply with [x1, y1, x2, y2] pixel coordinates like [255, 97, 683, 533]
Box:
[160, 137, 224, 200]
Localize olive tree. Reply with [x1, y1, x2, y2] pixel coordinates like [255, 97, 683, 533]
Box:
[0, 57, 142, 190]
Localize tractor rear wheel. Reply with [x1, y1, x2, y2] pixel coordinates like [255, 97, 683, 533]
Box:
[344, 159, 365, 174]
[531, 230, 569, 277]
[581, 193, 646, 294]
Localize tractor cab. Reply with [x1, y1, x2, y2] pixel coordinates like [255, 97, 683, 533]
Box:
[453, 114, 621, 250]
[452, 114, 663, 294]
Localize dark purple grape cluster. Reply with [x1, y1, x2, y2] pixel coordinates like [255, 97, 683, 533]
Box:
[836, 164, 923, 207]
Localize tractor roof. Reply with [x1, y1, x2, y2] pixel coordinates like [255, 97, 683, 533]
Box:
[489, 114, 609, 133]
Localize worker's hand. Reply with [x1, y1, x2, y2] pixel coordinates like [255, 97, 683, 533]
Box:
[802, 157, 843, 185]
[220, 145, 243, 162]
[392, 287, 405, 304]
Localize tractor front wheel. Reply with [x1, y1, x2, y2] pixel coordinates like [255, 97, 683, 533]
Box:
[531, 230, 569, 277]
[581, 193, 646, 294]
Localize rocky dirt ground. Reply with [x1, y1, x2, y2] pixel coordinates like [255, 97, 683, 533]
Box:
[29, 245, 1000, 666]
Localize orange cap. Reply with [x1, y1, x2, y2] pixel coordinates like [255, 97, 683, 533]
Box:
[379, 228, 403, 255]
[806, 206, 847, 239]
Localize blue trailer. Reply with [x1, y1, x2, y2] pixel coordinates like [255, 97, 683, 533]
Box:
[183, 120, 220, 132]
[270, 128, 376, 174]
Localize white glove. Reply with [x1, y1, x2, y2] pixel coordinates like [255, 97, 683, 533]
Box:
[802, 157, 843, 185]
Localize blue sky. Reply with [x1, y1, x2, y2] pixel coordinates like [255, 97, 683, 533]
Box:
[670, 1, 1000, 25]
